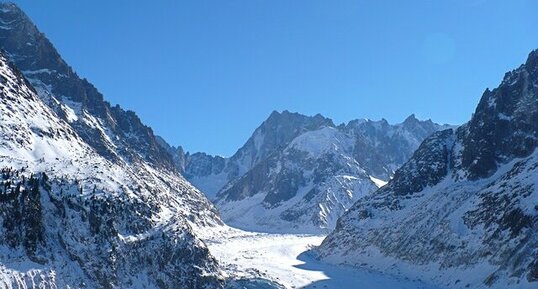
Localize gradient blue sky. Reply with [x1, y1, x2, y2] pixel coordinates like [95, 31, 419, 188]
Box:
[10, 0, 538, 156]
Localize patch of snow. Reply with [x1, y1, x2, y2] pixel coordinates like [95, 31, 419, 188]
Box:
[22, 69, 54, 75]
[369, 175, 388, 188]
[287, 126, 351, 156]
[497, 113, 512, 121]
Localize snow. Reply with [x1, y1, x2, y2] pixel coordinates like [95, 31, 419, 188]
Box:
[202, 226, 439, 289]
[369, 175, 388, 188]
[287, 127, 351, 156]
[216, 172, 378, 234]
[60, 97, 82, 122]
[0, 51, 219, 225]
[0, 52, 224, 288]
[497, 113, 512, 120]
[319, 143, 538, 289]
[22, 69, 54, 75]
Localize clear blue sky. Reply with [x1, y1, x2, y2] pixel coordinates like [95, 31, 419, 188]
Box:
[10, 0, 538, 156]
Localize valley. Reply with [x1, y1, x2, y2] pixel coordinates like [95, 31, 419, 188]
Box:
[202, 227, 438, 289]
[0, 2, 535, 289]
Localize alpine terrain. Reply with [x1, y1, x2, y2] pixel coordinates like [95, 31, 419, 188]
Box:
[0, 3, 226, 288]
[0, 2, 534, 289]
[316, 50, 538, 289]
[161, 111, 452, 233]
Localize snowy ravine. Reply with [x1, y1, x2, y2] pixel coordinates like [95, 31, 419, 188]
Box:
[200, 226, 439, 289]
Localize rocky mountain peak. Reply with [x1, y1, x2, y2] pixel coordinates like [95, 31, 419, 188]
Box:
[206, 112, 452, 232]
[230, 110, 335, 168]
[525, 49, 538, 74]
[401, 113, 436, 129]
[462, 50, 538, 179]
[403, 113, 418, 123]
[0, 2, 69, 75]
[262, 110, 334, 135]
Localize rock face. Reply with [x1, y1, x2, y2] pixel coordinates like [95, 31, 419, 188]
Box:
[163, 110, 452, 233]
[316, 50, 538, 289]
[0, 4, 225, 289]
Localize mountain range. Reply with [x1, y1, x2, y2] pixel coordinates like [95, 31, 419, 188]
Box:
[159, 111, 452, 233]
[0, 2, 536, 289]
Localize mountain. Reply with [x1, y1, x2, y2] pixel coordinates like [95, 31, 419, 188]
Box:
[316, 50, 538, 288]
[0, 50, 224, 288]
[166, 111, 335, 199]
[0, 3, 174, 171]
[0, 3, 227, 288]
[163, 110, 452, 233]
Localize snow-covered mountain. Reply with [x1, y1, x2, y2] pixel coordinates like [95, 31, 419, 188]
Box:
[162, 111, 335, 199]
[0, 3, 174, 172]
[0, 51, 224, 288]
[316, 50, 538, 288]
[163, 110, 452, 233]
[0, 3, 228, 288]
